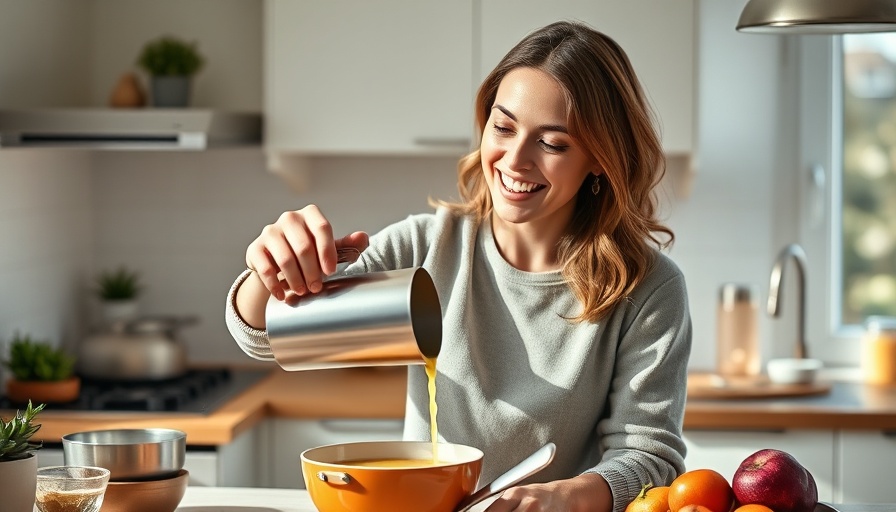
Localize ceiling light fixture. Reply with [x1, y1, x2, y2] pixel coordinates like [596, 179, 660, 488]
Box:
[737, 0, 896, 34]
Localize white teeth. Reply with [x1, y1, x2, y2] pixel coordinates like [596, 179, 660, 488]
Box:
[500, 172, 540, 193]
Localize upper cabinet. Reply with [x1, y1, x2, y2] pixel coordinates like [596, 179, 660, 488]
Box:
[265, 0, 474, 156]
[265, 0, 695, 158]
[479, 0, 696, 156]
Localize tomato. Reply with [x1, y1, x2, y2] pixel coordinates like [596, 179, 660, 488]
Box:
[624, 483, 670, 512]
[668, 469, 735, 512]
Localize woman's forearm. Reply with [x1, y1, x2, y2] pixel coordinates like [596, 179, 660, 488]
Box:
[235, 271, 272, 329]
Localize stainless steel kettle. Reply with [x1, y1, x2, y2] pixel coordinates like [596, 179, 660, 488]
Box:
[77, 316, 196, 381]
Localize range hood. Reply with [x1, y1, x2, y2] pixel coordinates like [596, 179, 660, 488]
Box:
[0, 108, 262, 150]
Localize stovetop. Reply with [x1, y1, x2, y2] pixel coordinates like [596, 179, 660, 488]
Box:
[0, 368, 270, 414]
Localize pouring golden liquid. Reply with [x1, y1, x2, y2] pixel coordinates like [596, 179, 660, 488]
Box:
[424, 355, 439, 464]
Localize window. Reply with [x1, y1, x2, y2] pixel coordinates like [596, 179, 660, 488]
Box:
[841, 34, 896, 324]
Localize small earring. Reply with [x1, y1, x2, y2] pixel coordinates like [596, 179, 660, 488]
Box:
[591, 175, 601, 196]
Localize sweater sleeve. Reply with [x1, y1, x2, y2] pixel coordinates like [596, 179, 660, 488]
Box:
[224, 269, 275, 361]
[585, 266, 692, 512]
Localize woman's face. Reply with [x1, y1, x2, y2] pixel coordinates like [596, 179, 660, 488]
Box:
[480, 66, 595, 231]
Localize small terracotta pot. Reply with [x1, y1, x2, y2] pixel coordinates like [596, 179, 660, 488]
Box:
[6, 377, 80, 404]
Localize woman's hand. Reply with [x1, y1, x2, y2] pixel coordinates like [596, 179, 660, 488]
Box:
[246, 205, 369, 300]
[484, 473, 612, 512]
[235, 205, 368, 329]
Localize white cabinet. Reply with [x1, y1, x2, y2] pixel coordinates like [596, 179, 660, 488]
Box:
[265, 0, 474, 156]
[264, 418, 404, 489]
[837, 430, 896, 503]
[682, 429, 835, 502]
[478, 0, 696, 156]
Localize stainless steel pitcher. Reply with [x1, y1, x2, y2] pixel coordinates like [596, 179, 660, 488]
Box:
[265, 267, 442, 371]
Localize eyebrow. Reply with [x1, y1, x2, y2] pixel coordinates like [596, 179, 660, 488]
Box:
[493, 104, 568, 134]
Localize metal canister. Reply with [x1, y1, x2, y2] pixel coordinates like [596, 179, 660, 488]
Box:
[265, 267, 442, 371]
[716, 283, 761, 376]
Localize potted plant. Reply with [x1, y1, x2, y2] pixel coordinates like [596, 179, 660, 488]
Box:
[0, 401, 46, 512]
[137, 35, 204, 107]
[2, 333, 79, 404]
[95, 265, 142, 324]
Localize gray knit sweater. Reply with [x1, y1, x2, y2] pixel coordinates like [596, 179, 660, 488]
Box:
[225, 208, 691, 512]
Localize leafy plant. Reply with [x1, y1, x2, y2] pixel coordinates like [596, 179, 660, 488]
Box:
[2, 333, 75, 382]
[95, 266, 141, 301]
[137, 36, 204, 76]
[0, 400, 45, 462]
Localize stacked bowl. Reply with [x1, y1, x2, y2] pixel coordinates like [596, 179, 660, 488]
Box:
[61, 428, 188, 512]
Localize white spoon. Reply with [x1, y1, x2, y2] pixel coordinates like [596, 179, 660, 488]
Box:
[454, 442, 557, 512]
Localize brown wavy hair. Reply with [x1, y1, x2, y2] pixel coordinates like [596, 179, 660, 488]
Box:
[434, 20, 673, 323]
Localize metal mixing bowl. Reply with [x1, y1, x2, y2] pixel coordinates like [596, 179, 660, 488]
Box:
[62, 428, 186, 481]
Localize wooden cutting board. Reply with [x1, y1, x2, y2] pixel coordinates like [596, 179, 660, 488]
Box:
[687, 372, 832, 400]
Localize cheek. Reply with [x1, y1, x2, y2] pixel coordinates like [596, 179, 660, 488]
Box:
[479, 135, 499, 170]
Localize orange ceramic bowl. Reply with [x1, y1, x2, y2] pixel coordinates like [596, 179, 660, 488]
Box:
[302, 441, 483, 512]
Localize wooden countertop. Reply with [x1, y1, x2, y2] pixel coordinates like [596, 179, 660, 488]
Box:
[5, 367, 896, 446]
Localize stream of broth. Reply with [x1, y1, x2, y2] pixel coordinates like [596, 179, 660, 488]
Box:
[424, 355, 439, 464]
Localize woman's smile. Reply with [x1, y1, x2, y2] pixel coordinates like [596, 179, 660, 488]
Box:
[499, 171, 546, 195]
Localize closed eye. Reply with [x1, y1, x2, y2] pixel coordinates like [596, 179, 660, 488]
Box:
[539, 140, 568, 153]
[493, 124, 513, 135]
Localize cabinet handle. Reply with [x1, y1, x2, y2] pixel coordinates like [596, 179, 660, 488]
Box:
[413, 137, 471, 148]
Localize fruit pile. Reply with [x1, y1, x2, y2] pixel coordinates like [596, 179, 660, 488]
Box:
[625, 448, 818, 512]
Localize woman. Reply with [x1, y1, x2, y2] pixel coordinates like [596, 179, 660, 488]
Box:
[226, 20, 691, 512]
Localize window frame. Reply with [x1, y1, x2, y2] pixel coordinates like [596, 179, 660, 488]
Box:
[798, 35, 865, 367]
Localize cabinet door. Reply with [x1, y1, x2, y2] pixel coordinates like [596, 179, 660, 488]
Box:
[479, 0, 695, 155]
[837, 430, 896, 503]
[682, 430, 834, 502]
[265, 0, 474, 155]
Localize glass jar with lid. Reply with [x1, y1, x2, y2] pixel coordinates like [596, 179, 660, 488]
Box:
[862, 316, 896, 385]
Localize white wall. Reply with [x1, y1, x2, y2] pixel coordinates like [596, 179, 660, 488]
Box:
[0, 0, 806, 370]
[90, 151, 459, 363]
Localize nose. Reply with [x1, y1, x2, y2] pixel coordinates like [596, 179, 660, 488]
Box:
[503, 137, 533, 172]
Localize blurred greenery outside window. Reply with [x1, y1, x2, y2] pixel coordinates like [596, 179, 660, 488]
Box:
[841, 34, 896, 324]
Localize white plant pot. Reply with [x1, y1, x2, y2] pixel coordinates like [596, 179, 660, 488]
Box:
[0, 453, 38, 512]
[101, 299, 139, 325]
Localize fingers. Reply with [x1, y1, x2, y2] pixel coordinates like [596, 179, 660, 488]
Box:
[246, 205, 355, 301]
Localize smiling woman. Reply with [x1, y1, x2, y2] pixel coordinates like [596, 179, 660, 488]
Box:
[226, 20, 691, 512]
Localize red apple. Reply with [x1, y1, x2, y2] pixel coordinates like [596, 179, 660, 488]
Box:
[732, 448, 818, 512]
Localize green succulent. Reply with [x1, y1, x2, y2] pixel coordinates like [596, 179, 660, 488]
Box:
[0, 400, 45, 462]
[137, 36, 204, 76]
[2, 333, 75, 382]
[95, 266, 141, 301]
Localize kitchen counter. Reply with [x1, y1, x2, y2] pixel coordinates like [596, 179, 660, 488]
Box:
[173, 486, 887, 512]
[5, 366, 896, 446]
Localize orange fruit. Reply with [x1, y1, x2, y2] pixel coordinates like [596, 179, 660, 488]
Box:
[733, 506, 774, 512]
[625, 483, 670, 512]
[668, 468, 735, 512]
[679, 506, 715, 512]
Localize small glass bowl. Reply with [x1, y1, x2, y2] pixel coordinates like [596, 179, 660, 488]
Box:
[35, 466, 111, 512]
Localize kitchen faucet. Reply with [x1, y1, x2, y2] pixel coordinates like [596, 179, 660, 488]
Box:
[767, 244, 809, 359]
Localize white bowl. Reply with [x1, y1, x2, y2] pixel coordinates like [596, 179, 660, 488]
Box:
[767, 358, 823, 384]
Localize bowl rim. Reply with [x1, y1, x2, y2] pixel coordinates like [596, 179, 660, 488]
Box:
[37, 465, 111, 483]
[61, 428, 186, 446]
[301, 440, 484, 469]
